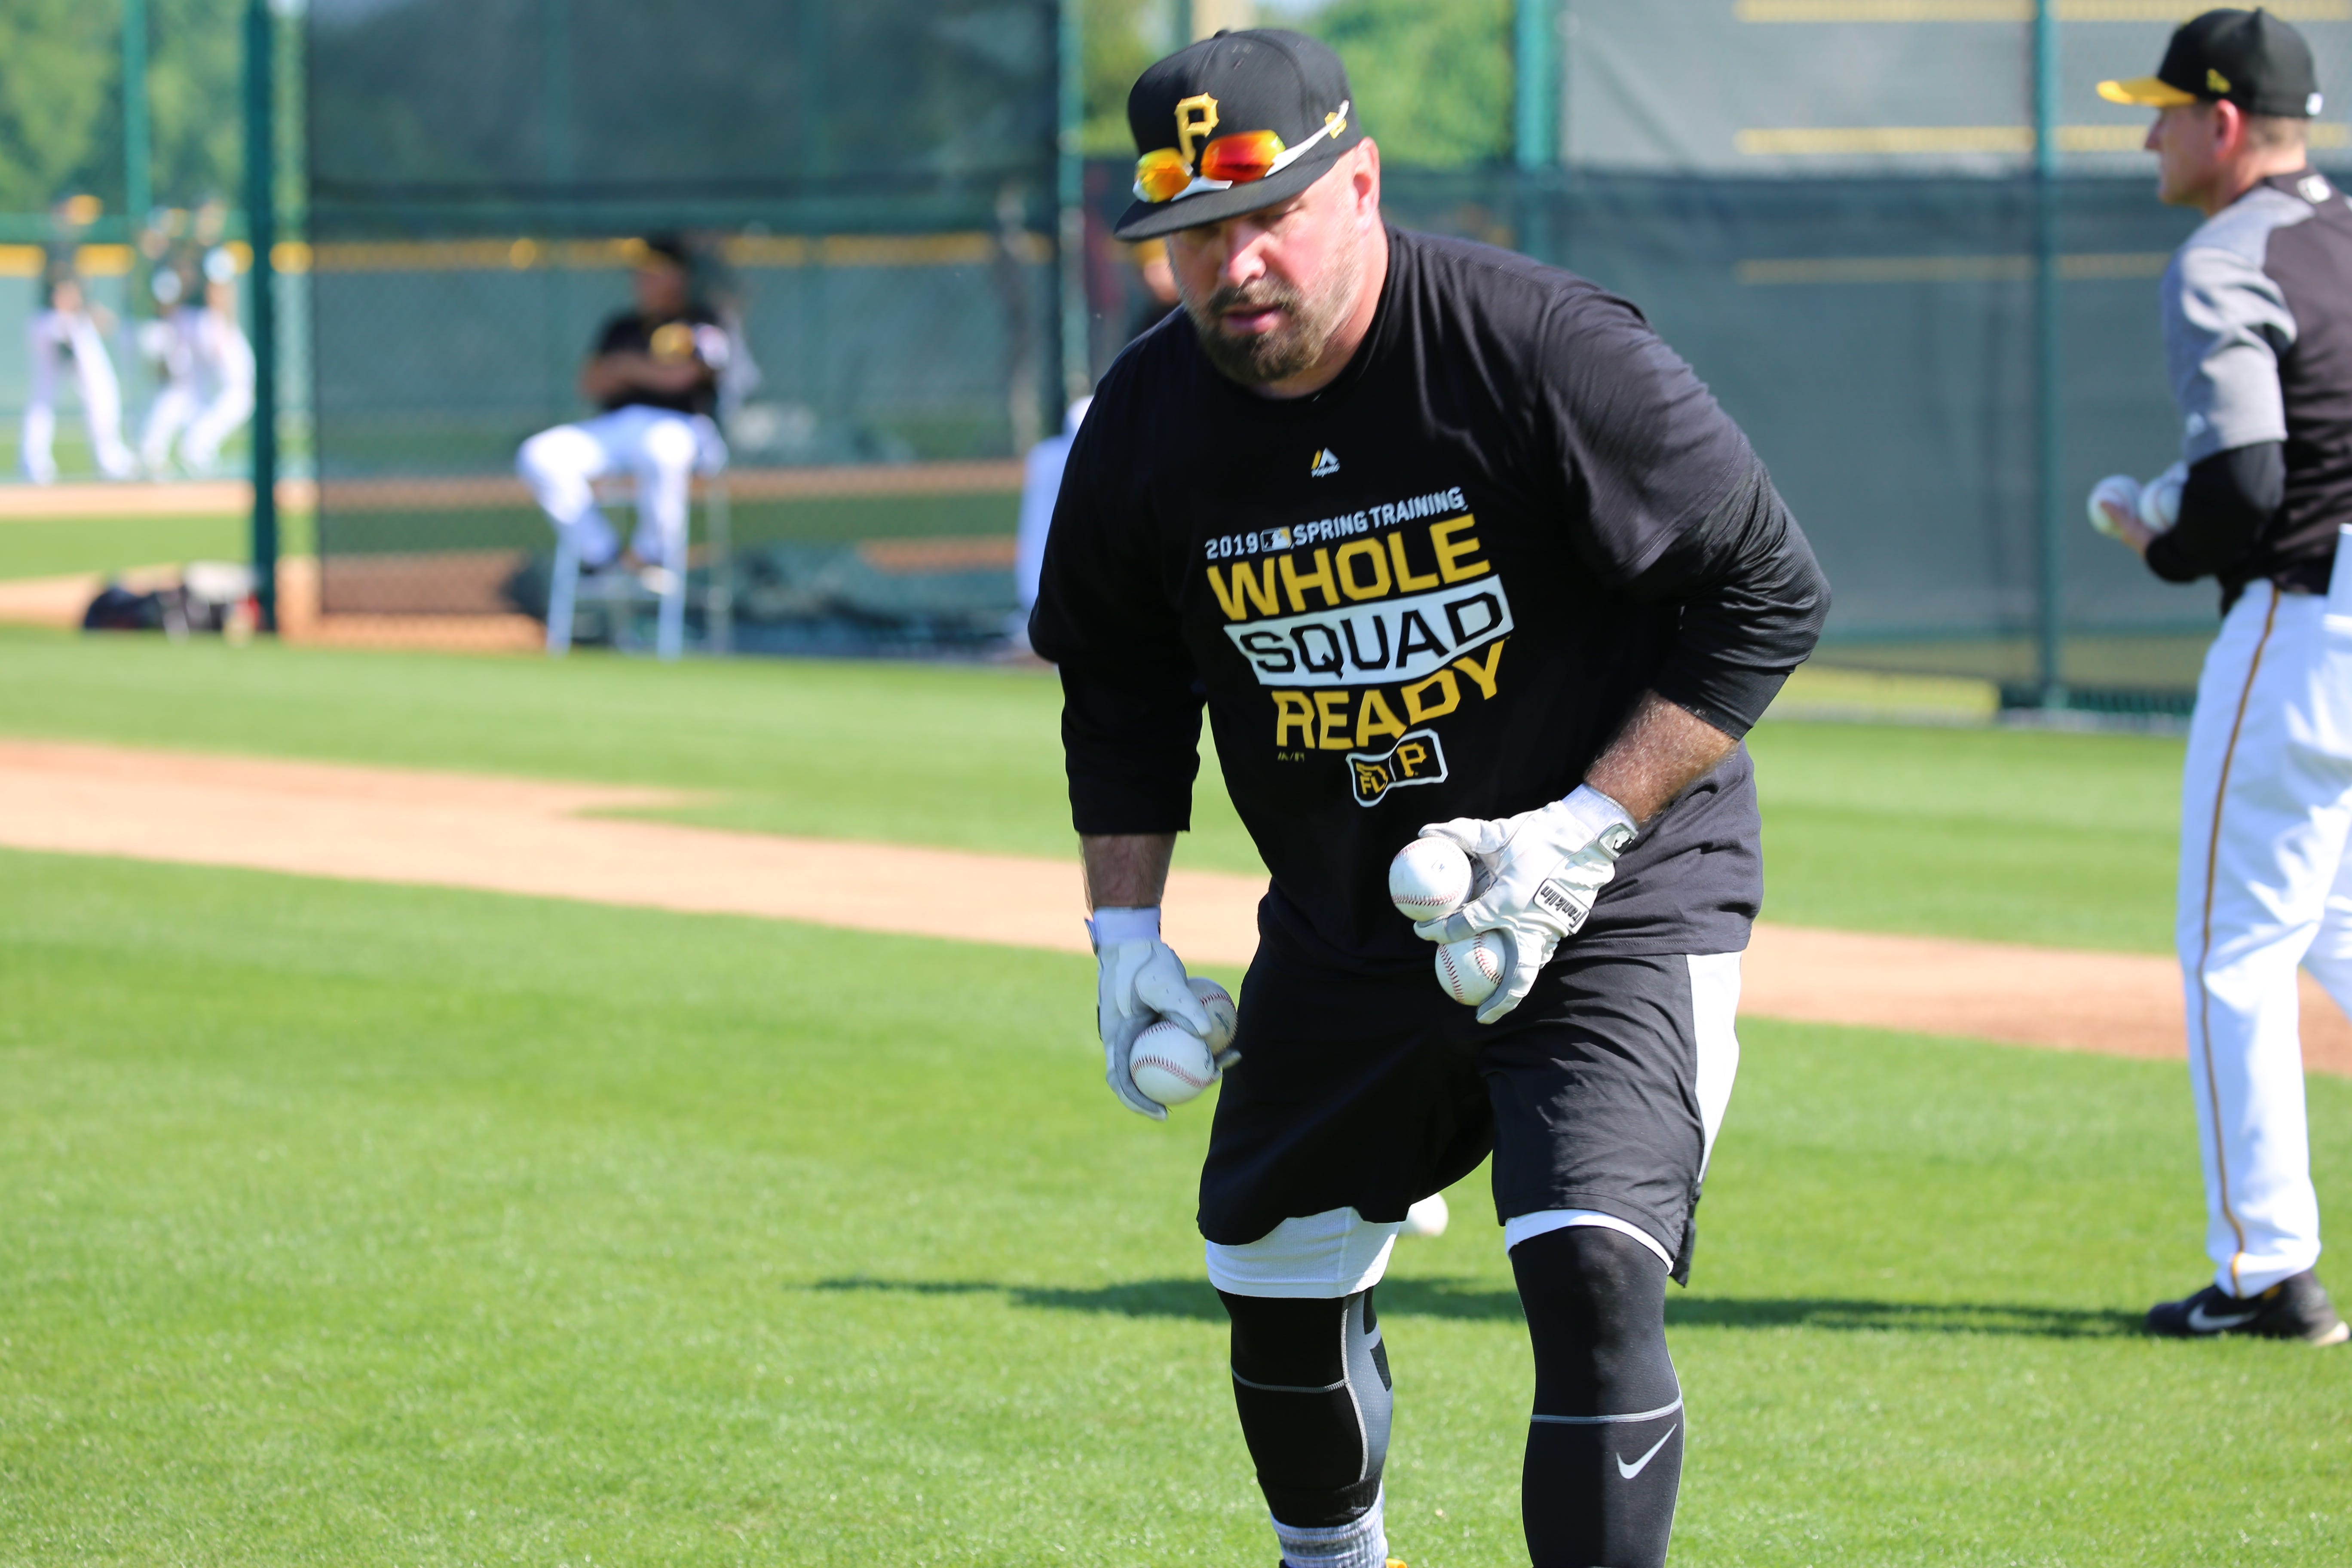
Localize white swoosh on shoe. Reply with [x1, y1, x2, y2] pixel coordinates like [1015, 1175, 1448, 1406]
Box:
[1616, 1424, 1678, 1480]
[2185, 1302, 2260, 1332]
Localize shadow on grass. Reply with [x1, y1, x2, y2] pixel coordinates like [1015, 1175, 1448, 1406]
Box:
[812, 1275, 1521, 1321]
[1666, 1297, 2141, 1338]
[812, 1278, 2140, 1337]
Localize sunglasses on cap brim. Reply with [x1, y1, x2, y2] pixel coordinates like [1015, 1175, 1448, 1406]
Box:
[1133, 102, 1351, 206]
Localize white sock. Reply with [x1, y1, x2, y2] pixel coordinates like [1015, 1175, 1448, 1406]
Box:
[1272, 1490, 1387, 1568]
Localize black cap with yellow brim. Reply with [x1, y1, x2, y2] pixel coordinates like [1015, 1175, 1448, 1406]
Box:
[2098, 75, 2201, 107]
[2097, 8, 2322, 118]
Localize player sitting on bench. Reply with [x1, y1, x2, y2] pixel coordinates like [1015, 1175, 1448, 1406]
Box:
[517, 236, 729, 592]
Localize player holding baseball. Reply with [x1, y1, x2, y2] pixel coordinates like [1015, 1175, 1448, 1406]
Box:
[517, 236, 729, 589]
[2090, 9, 2352, 1347]
[1031, 31, 1829, 1567]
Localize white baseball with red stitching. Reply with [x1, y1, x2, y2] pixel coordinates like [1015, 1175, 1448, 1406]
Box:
[1389, 836, 1474, 922]
[1434, 930, 1508, 1007]
[1130, 1020, 1219, 1106]
[1188, 976, 1239, 1054]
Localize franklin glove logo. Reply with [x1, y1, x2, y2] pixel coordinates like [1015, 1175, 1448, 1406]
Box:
[1532, 877, 1591, 935]
[1309, 448, 1341, 478]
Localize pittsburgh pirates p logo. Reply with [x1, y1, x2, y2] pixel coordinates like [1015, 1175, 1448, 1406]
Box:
[1176, 93, 1221, 164]
[1348, 728, 1449, 807]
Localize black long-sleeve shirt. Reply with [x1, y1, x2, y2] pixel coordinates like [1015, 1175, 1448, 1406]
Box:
[1032, 229, 1829, 973]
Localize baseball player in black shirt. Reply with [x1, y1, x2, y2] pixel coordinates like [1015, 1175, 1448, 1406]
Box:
[517, 236, 730, 585]
[1032, 31, 1829, 1567]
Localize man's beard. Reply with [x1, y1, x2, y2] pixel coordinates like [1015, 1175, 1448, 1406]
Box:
[1182, 242, 1363, 386]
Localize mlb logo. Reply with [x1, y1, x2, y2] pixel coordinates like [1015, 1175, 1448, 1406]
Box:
[1348, 728, 1448, 806]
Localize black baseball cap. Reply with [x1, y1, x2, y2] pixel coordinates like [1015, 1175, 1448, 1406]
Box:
[2099, 7, 2323, 119]
[1113, 29, 1363, 242]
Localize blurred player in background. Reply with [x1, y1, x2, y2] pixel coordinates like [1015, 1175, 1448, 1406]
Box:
[518, 236, 729, 588]
[138, 248, 254, 478]
[2091, 8, 2352, 1346]
[1010, 246, 1188, 646]
[21, 257, 134, 485]
[1012, 395, 1091, 646]
[1128, 237, 1182, 339]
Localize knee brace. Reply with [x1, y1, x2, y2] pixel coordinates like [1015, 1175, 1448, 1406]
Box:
[1512, 1224, 1682, 1568]
[1218, 1287, 1392, 1528]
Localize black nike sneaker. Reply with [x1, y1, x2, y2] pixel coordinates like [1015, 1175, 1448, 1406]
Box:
[2146, 1269, 2350, 1344]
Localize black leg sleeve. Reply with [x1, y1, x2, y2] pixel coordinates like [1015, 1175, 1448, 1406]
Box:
[1218, 1288, 1393, 1528]
[1513, 1226, 1683, 1568]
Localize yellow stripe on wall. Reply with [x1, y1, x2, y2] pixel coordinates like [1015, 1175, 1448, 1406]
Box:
[1737, 1, 2027, 19]
[300, 232, 1048, 275]
[1736, 250, 2171, 284]
[1738, 0, 2351, 18]
[2059, 0, 2349, 18]
[1740, 121, 2349, 153]
[0, 243, 138, 278]
[1735, 125, 2035, 154]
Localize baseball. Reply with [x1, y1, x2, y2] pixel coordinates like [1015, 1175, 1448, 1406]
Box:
[1389, 837, 1474, 922]
[1130, 1020, 1219, 1107]
[1188, 975, 1238, 1054]
[2088, 474, 2140, 537]
[1434, 929, 1509, 1007]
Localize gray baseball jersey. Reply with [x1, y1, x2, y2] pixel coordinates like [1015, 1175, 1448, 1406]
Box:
[2158, 169, 2352, 597]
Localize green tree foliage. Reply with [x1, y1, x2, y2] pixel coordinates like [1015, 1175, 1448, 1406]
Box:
[144, 0, 246, 208]
[0, 0, 116, 211]
[1298, 0, 1511, 168]
[0, 0, 243, 218]
[1082, 0, 1510, 168]
[1081, 0, 1180, 153]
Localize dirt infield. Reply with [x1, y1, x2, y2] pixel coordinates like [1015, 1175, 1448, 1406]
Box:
[2, 737, 2345, 1074]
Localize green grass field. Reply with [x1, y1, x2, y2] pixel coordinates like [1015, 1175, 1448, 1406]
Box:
[2, 851, 2344, 1565]
[0, 514, 315, 584]
[3, 630, 2338, 1566]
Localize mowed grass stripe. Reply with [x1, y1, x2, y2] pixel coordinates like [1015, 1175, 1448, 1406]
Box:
[2, 849, 2346, 1565]
[0, 627, 2183, 952]
[0, 512, 316, 583]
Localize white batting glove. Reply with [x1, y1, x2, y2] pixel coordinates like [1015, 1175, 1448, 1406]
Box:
[2088, 474, 2141, 538]
[2139, 460, 2187, 532]
[1090, 906, 1225, 1121]
[1413, 786, 1638, 1025]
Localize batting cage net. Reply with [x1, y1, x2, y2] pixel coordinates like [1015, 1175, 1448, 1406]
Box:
[303, 0, 1061, 652]
[1550, 0, 2352, 706]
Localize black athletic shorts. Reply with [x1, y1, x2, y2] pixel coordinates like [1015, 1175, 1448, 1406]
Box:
[1199, 933, 1734, 1277]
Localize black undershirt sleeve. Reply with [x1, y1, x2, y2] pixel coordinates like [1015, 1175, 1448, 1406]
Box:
[1626, 458, 1831, 741]
[1058, 665, 1204, 836]
[1030, 381, 1204, 839]
[2144, 441, 2285, 583]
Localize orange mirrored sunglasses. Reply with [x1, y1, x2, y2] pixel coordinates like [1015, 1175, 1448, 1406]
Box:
[1132, 105, 1349, 205]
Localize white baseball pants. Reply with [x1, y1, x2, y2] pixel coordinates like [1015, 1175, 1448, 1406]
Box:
[141, 311, 254, 474]
[21, 309, 132, 483]
[516, 405, 724, 570]
[2177, 530, 2352, 1297]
